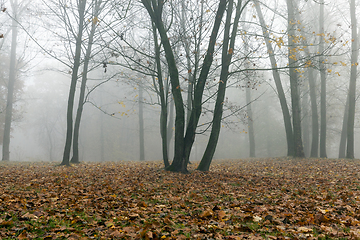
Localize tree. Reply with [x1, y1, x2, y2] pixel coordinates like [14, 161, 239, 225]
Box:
[138, 82, 145, 161]
[338, 96, 348, 158]
[3, 0, 20, 161]
[142, 0, 228, 172]
[254, 0, 294, 156]
[198, 0, 248, 171]
[319, 0, 327, 158]
[345, 0, 358, 159]
[71, 0, 105, 164]
[286, 0, 304, 158]
[60, 0, 87, 166]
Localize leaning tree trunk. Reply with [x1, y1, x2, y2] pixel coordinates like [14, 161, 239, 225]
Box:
[346, 0, 358, 159]
[254, 1, 294, 156]
[61, 0, 86, 166]
[2, 3, 18, 161]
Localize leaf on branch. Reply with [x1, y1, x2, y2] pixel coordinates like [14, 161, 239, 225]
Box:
[0, 34, 3, 38]
[92, 16, 99, 24]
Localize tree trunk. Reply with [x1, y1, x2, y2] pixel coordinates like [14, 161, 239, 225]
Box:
[198, 0, 244, 171]
[182, 0, 227, 166]
[346, 0, 358, 159]
[339, 96, 348, 158]
[308, 67, 319, 157]
[152, 23, 169, 167]
[254, 1, 294, 156]
[142, 0, 228, 171]
[142, 0, 186, 172]
[167, 99, 175, 158]
[61, 0, 86, 166]
[2, 2, 18, 161]
[139, 84, 145, 161]
[302, 84, 310, 157]
[287, 0, 304, 158]
[295, 4, 319, 158]
[246, 78, 255, 157]
[100, 96, 105, 162]
[71, 0, 99, 164]
[319, 0, 327, 158]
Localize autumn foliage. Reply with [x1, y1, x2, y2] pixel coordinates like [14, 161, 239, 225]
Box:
[1, 158, 360, 239]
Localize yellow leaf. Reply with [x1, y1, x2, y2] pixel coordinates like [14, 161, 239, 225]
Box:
[92, 16, 99, 24]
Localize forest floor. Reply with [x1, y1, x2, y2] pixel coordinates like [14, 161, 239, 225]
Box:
[1, 158, 360, 239]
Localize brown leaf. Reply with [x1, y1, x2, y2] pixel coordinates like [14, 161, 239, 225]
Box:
[199, 209, 213, 218]
[217, 210, 226, 220]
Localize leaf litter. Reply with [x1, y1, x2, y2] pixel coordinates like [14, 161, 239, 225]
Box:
[1, 158, 360, 239]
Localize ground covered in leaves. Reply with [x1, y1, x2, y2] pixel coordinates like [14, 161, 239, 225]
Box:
[1, 158, 360, 239]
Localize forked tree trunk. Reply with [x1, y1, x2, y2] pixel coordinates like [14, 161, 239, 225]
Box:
[71, 0, 100, 164]
[61, 0, 86, 166]
[198, 0, 244, 171]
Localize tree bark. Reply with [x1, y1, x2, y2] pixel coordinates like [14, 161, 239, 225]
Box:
[254, 1, 294, 156]
[152, 23, 169, 167]
[139, 84, 145, 161]
[339, 95, 348, 158]
[287, 0, 304, 158]
[142, 0, 186, 172]
[183, 0, 227, 167]
[71, 0, 100, 164]
[308, 67, 319, 157]
[61, 0, 86, 166]
[319, 0, 327, 158]
[198, 0, 244, 171]
[246, 86, 255, 157]
[302, 84, 310, 158]
[2, 1, 18, 161]
[346, 0, 358, 159]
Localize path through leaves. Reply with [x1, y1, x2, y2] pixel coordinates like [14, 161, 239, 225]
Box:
[1, 158, 360, 239]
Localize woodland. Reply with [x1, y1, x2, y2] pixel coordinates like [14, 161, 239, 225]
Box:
[1, 0, 360, 239]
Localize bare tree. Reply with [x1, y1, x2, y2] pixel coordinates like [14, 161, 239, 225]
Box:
[319, 0, 327, 158]
[346, 0, 358, 159]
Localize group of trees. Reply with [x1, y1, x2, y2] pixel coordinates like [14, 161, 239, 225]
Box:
[0, 0, 359, 172]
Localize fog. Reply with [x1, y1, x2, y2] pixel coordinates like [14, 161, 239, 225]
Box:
[1, 0, 360, 165]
